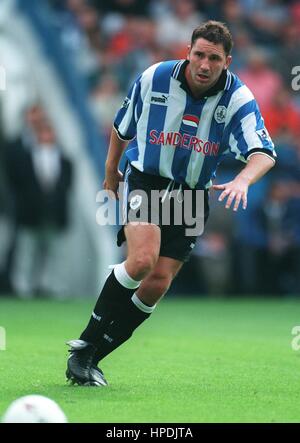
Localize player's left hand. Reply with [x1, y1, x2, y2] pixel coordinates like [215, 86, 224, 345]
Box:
[212, 177, 249, 211]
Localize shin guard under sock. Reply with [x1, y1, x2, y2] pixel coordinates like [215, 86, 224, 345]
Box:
[80, 263, 140, 346]
[92, 293, 156, 362]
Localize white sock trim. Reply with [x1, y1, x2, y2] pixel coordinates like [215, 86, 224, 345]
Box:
[131, 293, 156, 314]
[113, 262, 141, 289]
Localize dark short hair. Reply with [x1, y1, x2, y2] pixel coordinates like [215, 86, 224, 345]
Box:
[191, 21, 233, 56]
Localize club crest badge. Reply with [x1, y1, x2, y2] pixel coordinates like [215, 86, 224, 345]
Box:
[214, 105, 227, 124]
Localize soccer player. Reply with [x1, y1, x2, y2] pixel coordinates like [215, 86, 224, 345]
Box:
[66, 21, 276, 386]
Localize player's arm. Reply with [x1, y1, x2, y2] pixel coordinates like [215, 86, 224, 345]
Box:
[104, 74, 142, 197]
[213, 153, 275, 211]
[103, 128, 129, 197]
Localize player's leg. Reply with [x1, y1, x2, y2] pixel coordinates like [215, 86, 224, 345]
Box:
[79, 223, 160, 343]
[136, 256, 183, 305]
[91, 256, 183, 364]
[125, 223, 161, 280]
[91, 189, 210, 375]
[89, 222, 203, 365]
[66, 223, 160, 386]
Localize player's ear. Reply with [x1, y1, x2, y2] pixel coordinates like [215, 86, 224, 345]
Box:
[187, 45, 191, 60]
[224, 55, 232, 70]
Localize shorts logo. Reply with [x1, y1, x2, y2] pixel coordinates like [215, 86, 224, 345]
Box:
[214, 105, 227, 123]
[130, 194, 143, 210]
[150, 92, 169, 106]
[182, 114, 199, 128]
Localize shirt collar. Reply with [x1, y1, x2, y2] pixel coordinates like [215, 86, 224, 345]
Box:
[173, 59, 232, 99]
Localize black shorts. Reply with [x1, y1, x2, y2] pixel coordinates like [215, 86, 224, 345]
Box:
[117, 164, 210, 263]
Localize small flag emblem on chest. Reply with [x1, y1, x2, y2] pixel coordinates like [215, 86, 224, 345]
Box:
[182, 114, 199, 128]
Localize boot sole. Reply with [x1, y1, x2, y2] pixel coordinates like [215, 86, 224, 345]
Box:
[66, 369, 107, 387]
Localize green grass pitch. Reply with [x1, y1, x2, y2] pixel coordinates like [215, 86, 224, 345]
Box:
[0, 296, 300, 423]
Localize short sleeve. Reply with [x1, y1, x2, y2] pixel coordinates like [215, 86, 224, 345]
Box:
[225, 97, 276, 163]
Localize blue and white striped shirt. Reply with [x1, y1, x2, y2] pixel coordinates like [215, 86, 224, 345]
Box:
[114, 60, 276, 189]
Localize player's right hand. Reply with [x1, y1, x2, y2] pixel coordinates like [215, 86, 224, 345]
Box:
[213, 176, 249, 211]
[103, 169, 123, 200]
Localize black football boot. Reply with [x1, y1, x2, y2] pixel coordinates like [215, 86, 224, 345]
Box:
[66, 340, 108, 387]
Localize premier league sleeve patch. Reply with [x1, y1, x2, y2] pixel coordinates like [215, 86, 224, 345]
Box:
[256, 127, 272, 143]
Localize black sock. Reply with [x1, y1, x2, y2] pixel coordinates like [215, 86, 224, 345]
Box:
[93, 297, 152, 363]
[80, 270, 137, 346]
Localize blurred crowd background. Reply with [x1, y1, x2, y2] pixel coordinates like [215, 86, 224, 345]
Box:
[0, 0, 299, 299]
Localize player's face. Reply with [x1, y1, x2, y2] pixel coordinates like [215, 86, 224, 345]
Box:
[186, 38, 232, 95]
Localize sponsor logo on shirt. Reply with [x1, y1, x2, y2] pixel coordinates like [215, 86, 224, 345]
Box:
[149, 130, 220, 156]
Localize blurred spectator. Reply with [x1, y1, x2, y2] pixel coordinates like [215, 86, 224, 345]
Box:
[0, 126, 14, 294]
[238, 48, 283, 111]
[90, 74, 123, 140]
[175, 183, 235, 296]
[242, 0, 289, 47]
[262, 181, 300, 295]
[104, 16, 140, 59]
[221, 0, 255, 72]
[197, 0, 222, 19]
[191, 232, 232, 296]
[95, 0, 151, 17]
[290, 1, 300, 32]
[221, 0, 250, 39]
[263, 86, 300, 143]
[155, 0, 206, 59]
[230, 176, 271, 295]
[113, 18, 170, 91]
[4, 106, 73, 298]
[276, 21, 300, 95]
[230, 30, 254, 72]
[56, 0, 103, 89]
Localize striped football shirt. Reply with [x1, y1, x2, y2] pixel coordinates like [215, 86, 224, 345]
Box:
[114, 60, 276, 189]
